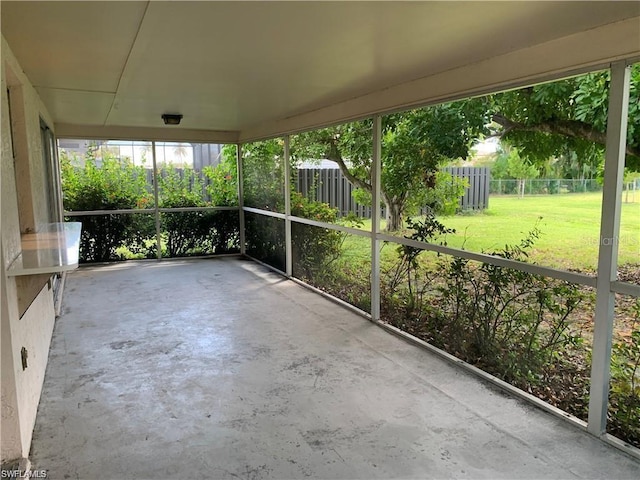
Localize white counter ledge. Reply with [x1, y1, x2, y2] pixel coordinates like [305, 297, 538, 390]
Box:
[7, 222, 82, 276]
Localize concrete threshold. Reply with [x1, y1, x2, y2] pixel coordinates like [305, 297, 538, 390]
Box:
[30, 257, 639, 479]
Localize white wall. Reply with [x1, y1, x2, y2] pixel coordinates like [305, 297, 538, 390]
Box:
[1, 36, 58, 464]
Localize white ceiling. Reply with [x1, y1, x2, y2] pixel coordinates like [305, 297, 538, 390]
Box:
[2, 1, 639, 142]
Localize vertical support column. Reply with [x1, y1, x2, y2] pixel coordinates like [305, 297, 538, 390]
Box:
[371, 115, 382, 321]
[236, 144, 246, 255]
[151, 141, 162, 259]
[284, 136, 293, 277]
[587, 62, 631, 436]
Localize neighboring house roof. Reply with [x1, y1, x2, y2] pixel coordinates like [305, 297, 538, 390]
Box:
[297, 159, 342, 169]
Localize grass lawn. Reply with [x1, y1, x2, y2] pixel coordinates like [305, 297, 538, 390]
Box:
[439, 192, 639, 270]
[340, 192, 639, 272]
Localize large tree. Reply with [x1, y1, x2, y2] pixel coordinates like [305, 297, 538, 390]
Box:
[240, 65, 639, 233]
[489, 64, 640, 172]
[292, 101, 488, 231]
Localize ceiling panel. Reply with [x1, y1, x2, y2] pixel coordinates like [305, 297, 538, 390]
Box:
[35, 87, 115, 126]
[2, 1, 639, 138]
[2, 1, 148, 93]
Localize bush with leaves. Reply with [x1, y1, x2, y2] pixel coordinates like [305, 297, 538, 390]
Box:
[203, 162, 238, 207]
[290, 192, 343, 280]
[436, 234, 583, 385]
[62, 146, 241, 261]
[157, 165, 212, 257]
[382, 218, 584, 390]
[157, 164, 240, 256]
[423, 171, 469, 216]
[244, 213, 286, 271]
[241, 139, 285, 211]
[61, 150, 154, 262]
[608, 299, 640, 447]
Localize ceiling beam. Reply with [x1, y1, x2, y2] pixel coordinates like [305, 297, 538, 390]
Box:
[55, 124, 239, 144]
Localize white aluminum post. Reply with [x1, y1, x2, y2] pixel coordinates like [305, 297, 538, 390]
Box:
[284, 136, 292, 277]
[151, 141, 162, 259]
[371, 115, 382, 321]
[587, 62, 631, 436]
[236, 144, 246, 255]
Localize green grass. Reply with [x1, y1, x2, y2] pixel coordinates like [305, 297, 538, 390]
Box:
[442, 193, 639, 270]
[340, 192, 639, 271]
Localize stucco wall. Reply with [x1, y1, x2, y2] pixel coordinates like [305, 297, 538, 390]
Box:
[0, 262, 21, 463]
[1, 36, 58, 464]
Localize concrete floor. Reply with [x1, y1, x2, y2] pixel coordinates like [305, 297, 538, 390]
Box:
[31, 257, 639, 479]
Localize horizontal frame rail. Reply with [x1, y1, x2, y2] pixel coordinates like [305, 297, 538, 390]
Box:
[242, 207, 640, 293]
[611, 280, 640, 297]
[65, 206, 239, 216]
[377, 233, 598, 287]
[288, 214, 372, 238]
[158, 206, 238, 213]
[242, 207, 286, 219]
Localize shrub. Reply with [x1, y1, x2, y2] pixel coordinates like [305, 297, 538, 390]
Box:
[157, 165, 240, 257]
[203, 159, 238, 207]
[241, 139, 285, 211]
[244, 213, 286, 271]
[61, 150, 154, 262]
[383, 217, 584, 389]
[422, 171, 468, 216]
[290, 192, 343, 280]
[62, 150, 240, 261]
[158, 165, 210, 257]
[608, 299, 640, 447]
[436, 248, 583, 385]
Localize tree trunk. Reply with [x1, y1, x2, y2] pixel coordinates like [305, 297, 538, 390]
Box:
[385, 199, 403, 232]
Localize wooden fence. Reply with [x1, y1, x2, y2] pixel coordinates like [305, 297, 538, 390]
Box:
[445, 166, 490, 211]
[144, 166, 491, 216]
[295, 166, 490, 217]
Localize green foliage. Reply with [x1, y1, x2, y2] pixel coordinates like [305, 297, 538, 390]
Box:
[351, 187, 371, 208]
[61, 149, 152, 211]
[243, 190, 345, 278]
[292, 103, 489, 231]
[290, 192, 343, 280]
[505, 149, 539, 180]
[244, 213, 286, 271]
[241, 140, 346, 273]
[157, 164, 207, 257]
[204, 146, 238, 206]
[490, 153, 510, 180]
[61, 146, 240, 261]
[609, 300, 640, 447]
[499, 147, 540, 198]
[422, 171, 468, 216]
[384, 223, 584, 386]
[384, 215, 455, 312]
[61, 149, 154, 262]
[440, 231, 582, 383]
[157, 163, 239, 257]
[158, 164, 205, 207]
[242, 139, 285, 211]
[489, 64, 640, 172]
